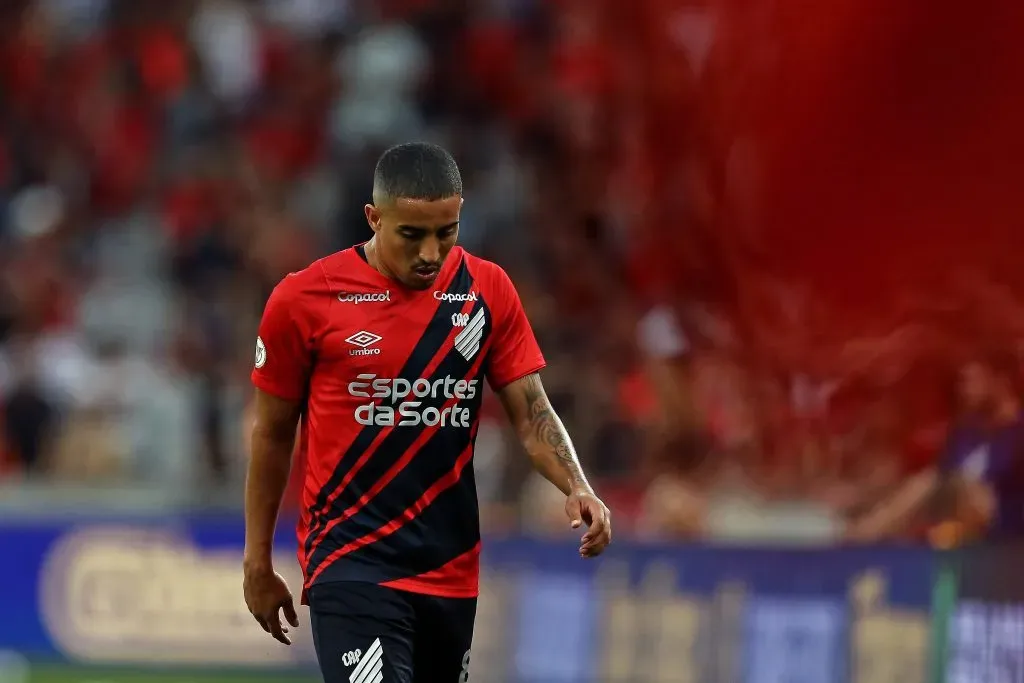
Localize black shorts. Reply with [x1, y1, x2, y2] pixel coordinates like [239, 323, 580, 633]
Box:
[307, 581, 477, 683]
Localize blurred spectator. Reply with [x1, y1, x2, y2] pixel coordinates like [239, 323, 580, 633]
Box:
[848, 351, 1024, 542]
[1, 349, 56, 476]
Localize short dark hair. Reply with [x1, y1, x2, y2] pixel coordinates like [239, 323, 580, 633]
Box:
[372, 142, 462, 205]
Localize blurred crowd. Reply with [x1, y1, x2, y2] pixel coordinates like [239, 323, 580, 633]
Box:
[0, 0, 665, 511]
[1, 0, 1023, 545]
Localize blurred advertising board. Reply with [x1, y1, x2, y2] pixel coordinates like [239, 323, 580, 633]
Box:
[0, 516, 979, 683]
[943, 544, 1024, 683]
[0, 519, 316, 670]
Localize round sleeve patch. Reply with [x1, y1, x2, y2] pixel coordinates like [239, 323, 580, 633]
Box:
[254, 336, 267, 369]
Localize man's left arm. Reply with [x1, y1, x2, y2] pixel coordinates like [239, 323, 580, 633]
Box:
[498, 372, 612, 557]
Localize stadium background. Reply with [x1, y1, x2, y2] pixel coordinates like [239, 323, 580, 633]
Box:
[1, 0, 1023, 681]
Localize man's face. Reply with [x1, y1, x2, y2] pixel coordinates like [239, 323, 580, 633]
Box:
[364, 196, 462, 290]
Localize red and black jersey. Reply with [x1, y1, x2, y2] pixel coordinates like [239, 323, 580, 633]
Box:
[251, 246, 545, 599]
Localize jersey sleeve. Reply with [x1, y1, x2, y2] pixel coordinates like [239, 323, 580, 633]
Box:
[486, 266, 546, 391]
[251, 274, 321, 402]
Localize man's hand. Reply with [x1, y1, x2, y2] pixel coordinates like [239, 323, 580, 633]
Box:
[497, 373, 610, 556]
[243, 561, 299, 645]
[566, 488, 612, 558]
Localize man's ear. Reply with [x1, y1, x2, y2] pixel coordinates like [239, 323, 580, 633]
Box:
[364, 204, 382, 233]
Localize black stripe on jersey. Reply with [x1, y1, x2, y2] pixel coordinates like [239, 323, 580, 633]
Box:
[348, 441, 482, 581]
[304, 294, 493, 580]
[313, 434, 482, 586]
[305, 423, 483, 585]
[302, 258, 474, 562]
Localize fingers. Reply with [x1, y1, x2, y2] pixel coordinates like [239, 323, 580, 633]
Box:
[283, 597, 300, 628]
[580, 499, 603, 536]
[253, 601, 296, 646]
[566, 497, 583, 529]
[244, 571, 298, 646]
[579, 500, 608, 541]
[265, 609, 292, 645]
[579, 503, 612, 558]
[566, 494, 612, 558]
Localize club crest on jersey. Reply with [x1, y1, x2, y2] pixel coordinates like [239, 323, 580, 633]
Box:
[454, 309, 486, 361]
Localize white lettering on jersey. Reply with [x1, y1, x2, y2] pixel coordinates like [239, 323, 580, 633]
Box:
[347, 374, 479, 428]
[434, 291, 478, 303]
[338, 291, 391, 305]
[345, 331, 383, 356]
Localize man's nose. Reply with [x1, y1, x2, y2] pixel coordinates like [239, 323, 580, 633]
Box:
[419, 237, 441, 264]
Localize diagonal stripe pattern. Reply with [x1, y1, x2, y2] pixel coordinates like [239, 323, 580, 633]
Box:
[454, 308, 486, 361]
[302, 261, 472, 567]
[350, 638, 383, 683]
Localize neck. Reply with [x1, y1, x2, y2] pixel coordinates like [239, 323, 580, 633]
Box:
[363, 237, 392, 280]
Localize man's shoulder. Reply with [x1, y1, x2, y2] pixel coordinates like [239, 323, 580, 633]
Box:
[459, 249, 515, 294]
[273, 251, 354, 300]
[460, 247, 498, 274]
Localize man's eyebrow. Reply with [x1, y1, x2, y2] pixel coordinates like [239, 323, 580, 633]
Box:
[397, 221, 460, 232]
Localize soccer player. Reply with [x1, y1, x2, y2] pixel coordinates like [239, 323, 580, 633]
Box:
[243, 142, 612, 683]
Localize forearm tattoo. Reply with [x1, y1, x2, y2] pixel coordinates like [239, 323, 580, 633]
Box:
[521, 374, 588, 488]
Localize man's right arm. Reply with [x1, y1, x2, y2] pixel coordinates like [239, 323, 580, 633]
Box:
[243, 270, 320, 643]
[245, 271, 320, 562]
[245, 277, 314, 566]
[243, 389, 303, 645]
[244, 389, 301, 570]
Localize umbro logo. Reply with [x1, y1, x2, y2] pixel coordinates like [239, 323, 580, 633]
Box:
[346, 331, 382, 357]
